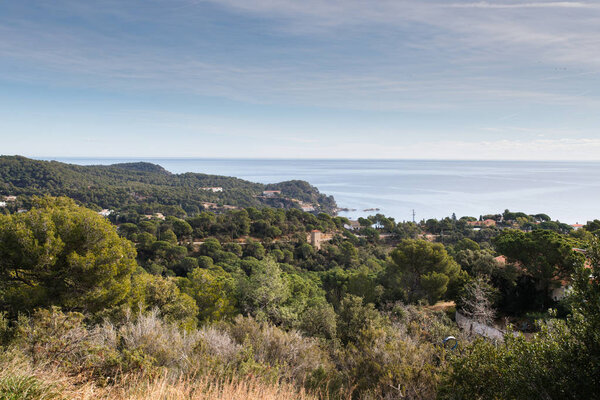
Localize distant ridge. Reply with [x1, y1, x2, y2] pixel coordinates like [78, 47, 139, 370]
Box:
[109, 162, 171, 175]
[0, 156, 336, 214]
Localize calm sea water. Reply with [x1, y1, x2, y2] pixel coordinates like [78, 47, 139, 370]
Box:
[44, 158, 600, 224]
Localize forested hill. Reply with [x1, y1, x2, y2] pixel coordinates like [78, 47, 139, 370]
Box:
[0, 156, 336, 214]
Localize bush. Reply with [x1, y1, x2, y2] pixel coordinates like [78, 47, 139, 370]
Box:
[95, 309, 202, 373]
[14, 308, 97, 369]
[334, 303, 458, 400]
[226, 316, 332, 383]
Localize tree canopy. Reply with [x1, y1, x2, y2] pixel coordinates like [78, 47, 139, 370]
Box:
[0, 197, 137, 315]
[384, 239, 464, 304]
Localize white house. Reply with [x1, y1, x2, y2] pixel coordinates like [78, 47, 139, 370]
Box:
[263, 190, 282, 197]
[201, 187, 223, 192]
[0, 201, 6, 208]
[343, 220, 361, 231]
[300, 202, 315, 212]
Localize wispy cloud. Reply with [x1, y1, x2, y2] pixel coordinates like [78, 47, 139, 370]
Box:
[447, 2, 600, 9]
[2, 1, 599, 107]
[1, 0, 599, 159]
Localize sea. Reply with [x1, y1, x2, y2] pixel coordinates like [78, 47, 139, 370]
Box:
[42, 158, 600, 224]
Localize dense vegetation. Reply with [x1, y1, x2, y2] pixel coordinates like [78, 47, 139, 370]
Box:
[1, 191, 599, 397]
[0, 156, 337, 214]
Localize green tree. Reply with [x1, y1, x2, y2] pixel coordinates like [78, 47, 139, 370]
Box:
[384, 239, 462, 304]
[171, 218, 193, 240]
[494, 229, 584, 309]
[0, 197, 137, 315]
[454, 249, 499, 277]
[118, 222, 139, 240]
[453, 238, 480, 253]
[347, 265, 383, 305]
[175, 257, 198, 276]
[238, 258, 290, 324]
[584, 219, 600, 234]
[133, 273, 198, 329]
[336, 294, 383, 344]
[198, 238, 221, 258]
[338, 241, 359, 267]
[223, 242, 243, 257]
[567, 237, 600, 391]
[243, 239, 265, 259]
[178, 267, 234, 322]
[300, 298, 337, 339]
[439, 239, 600, 399]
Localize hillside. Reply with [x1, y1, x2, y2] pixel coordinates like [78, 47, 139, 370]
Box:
[0, 156, 336, 214]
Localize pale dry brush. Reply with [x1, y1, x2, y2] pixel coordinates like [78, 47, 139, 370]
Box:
[459, 277, 496, 326]
[226, 315, 331, 382]
[0, 351, 317, 400]
[93, 308, 203, 370]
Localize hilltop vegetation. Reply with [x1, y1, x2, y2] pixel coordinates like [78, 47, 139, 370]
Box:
[1, 193, 599, 398]
[0, 156, 336, 214]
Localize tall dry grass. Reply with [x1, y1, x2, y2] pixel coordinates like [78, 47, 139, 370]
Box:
[102, 374, 317, 400]
[4, 308, 326, 399]
[0, 354, 317, 400]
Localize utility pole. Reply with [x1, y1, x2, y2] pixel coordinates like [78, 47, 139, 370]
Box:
[412, 209, 416, 223]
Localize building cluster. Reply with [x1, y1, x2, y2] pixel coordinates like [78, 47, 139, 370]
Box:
[200, 187, 223, 192]
[343, 220, 361, 231]
[300, 204, 315, 212]
[143, 212, 166, 220]
[98, 209, 113, 217]
[262, 190, 281, 197]
[0, 195, 17, 208]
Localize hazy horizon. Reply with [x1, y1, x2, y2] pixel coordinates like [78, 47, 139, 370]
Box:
[23, 155, 600, 163]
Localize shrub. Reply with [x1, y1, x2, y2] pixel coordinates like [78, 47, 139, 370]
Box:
[95, 309, 202, 372]
[14, 308, 97, 369]
[226, 316, 332, 382]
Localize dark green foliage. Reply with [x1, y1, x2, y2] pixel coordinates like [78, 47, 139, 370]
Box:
[0, 197, 137, 316]
[494, 229, 585, 310]
[0, 156, 336, 214]
[2, 168, 600, 399]
[585, 219, 600, 234]
[439, 239, 600, 399]
[237, 258, 291, 324]
[336, 294, 383, 344]
[384, 240, 463, 304]
[299, 299, 337, 339]
[265, 180, 336, 211]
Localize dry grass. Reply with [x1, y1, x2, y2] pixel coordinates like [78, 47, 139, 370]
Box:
[425, 301, 456, 312]
[104, 374, 317, 400]
[0, 352, 316, 400]
[4, 309, 323, 399]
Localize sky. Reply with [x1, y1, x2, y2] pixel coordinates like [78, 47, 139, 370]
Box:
[1, 0, 600, 160]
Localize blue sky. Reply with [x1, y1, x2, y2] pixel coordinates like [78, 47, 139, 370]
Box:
[1, 0, 600, 159]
